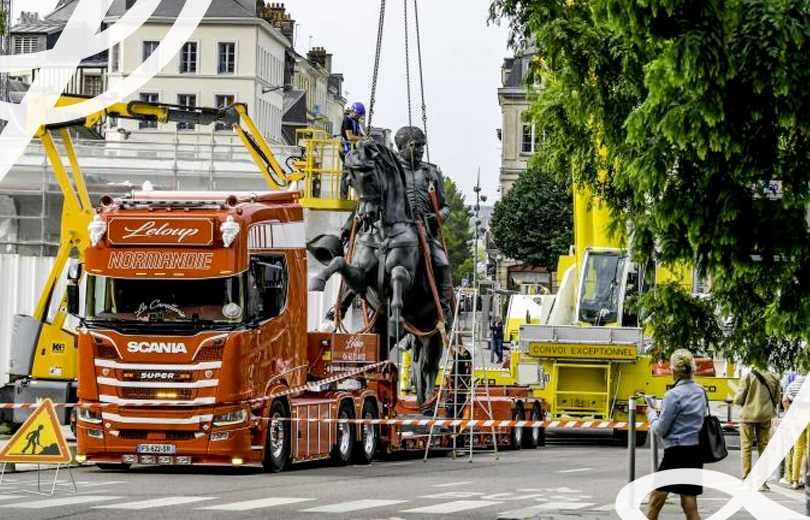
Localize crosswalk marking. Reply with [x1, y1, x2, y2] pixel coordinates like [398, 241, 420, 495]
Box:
[593, 503, 616, 511]
[557, 467, 593, 474]
[499, 502, 594, 519]
[198, 497, 314, 511]
[95, 496, 217, 509]
[433, 481, 474, 488]
[0, 495, 123, 509]
[402, 500, 501, 514]
[301, 499, 408, 513]
[0, 495, 22, 501]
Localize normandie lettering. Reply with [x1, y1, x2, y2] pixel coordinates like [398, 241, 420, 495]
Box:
[108, 252, 214, 270]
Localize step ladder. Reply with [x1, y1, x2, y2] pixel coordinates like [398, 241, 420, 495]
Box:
[424, 288, 499, 462]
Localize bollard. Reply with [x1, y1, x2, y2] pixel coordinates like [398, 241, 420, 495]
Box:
[628, 396, 637, 483]
[650, 425, 659, 474]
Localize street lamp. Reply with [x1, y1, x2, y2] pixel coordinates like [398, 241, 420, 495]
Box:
[472, 171, 487, 290]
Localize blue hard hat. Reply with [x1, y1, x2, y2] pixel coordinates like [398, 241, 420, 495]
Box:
[351, 102, 366, 116]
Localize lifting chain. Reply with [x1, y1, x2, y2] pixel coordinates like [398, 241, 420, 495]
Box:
[403, 0, 414, 137]
[367, 0, 387, 130]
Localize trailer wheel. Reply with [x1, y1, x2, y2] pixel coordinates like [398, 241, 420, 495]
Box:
[525, 403, 543, 449]
[96, 463, 131, 471]
[331, 400, 355, 466]
[354, 399, 378, 465]
[263, 399, 290, 473]
[509, 403, 524, 450]
[613, 429, 648, 447]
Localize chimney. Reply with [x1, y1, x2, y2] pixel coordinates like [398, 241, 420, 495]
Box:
[307, 47, 329, 70]
[259, 2, 295, 44]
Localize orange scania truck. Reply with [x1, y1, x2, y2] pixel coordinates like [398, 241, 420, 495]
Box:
[73, 189, 544, 471]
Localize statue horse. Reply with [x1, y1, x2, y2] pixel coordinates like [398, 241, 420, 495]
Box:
[308, 141, 444, 406]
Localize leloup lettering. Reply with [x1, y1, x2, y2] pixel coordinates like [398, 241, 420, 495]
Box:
[122, 221, 200, 243]
[127, 342, 188, 354]
[345, 336, 365, 351]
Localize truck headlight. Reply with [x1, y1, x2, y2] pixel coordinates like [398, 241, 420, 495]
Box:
[77, 408, 103, 424]
[212, 409, 247, 426]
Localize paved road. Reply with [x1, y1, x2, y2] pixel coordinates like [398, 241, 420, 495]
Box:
[0, 438, 804, 519]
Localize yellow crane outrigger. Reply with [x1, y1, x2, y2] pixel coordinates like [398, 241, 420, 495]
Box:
[7, 95, 309, 422]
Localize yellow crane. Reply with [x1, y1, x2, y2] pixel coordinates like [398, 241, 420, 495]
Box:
[6, 95, 347, 423]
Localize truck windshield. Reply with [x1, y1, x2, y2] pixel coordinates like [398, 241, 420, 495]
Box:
[578, 252, 626, 325]
[86, 275, 245, 324]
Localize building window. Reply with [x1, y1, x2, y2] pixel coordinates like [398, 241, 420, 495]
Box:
[139, 93, 159, 129]
[177, 94, 197, 130]
[218, 42, 236, 75]
[179, 42, 198, 74]
[84, 75, 103, 97]
[522, 123, 540, 154]
[13, 36, 40, 54]
[110, 43, 121, 72]
[142, 40, 159, 63]
[215, 94, 235, 131]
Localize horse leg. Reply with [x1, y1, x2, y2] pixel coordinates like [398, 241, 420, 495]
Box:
[389, 265, 412, 334]
[309, 257, 369, 295]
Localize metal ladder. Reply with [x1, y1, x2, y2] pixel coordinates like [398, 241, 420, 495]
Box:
[424, 288, 499, 462]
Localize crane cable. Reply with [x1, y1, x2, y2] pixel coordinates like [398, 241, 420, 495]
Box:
[367, 0, 387, 130]
[412, 0, 430, 164]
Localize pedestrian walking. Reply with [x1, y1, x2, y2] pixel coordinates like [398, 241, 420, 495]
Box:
[490, 318, 504, 364]
[645, 349, 706, 520]
[782, 375, 807, 489]
[733, 364, 780, 487]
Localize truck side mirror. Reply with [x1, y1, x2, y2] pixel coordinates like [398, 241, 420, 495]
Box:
[66, 263, 83, 316]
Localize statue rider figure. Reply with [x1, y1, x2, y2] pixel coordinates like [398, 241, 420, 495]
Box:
[395, 126, 452, 322]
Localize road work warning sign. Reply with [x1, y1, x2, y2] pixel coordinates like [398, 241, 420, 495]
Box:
[0, 399, 72, 464]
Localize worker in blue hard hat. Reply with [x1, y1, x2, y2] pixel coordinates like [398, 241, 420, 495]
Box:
[339, 102, 367, 199]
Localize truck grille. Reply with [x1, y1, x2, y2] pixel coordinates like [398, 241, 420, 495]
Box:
[118, 431, 195, 441]
[118, 430, 149, 440]
[195, 346, 224, 361]
[120, 388, 194, 400]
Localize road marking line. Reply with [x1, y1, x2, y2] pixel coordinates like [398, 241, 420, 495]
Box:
[386, 461, 415, 466]
[301, 499, 408, 513]
[78, 481, 127, 488]
[499, 502, 595, 518]
[198, 497, 314, 511]
[592, 503, 616, 511]
[0, 496, 123, 509]
[0, 496, 22, 501]
[402, 500, 501, 514]
[95, 496, 217, 509]
[557, 467, 593, 474]
[420, 492, 484, 499]
[433, 481, 474, 488]
[768, 484, 806, 502]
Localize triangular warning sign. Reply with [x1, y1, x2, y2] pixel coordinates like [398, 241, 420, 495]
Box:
[0, 399, 72, 464]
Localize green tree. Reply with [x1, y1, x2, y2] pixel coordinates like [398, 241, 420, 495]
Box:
[443, 177, 474, 286]
[490, 0, 810, 369]
[490, 168, 573, 268]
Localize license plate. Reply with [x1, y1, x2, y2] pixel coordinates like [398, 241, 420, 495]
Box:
[137, 444, 176, 454]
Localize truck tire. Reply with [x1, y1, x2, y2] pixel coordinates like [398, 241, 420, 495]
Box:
[96, 463, 131, 471]
[331, 400, 355, 466]
[613, 429, 648, 447]
[263, 399, 290, 473]
[524, 403, 543, 449]
[509, 403, 524, 450]
[354, 399, 378, 465]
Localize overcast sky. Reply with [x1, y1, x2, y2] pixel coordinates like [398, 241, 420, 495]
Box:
[15, 0, 513, 200]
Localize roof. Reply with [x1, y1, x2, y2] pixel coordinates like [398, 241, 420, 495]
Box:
[10, 23, 63, 35]
[105, 0, 256, 19]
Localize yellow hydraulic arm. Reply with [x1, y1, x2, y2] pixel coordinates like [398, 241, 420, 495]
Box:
[23, 95, 294, 382]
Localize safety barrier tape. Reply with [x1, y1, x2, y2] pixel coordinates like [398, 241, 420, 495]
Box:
[0, 361, 393, 410]
[264, 417, 651, 431]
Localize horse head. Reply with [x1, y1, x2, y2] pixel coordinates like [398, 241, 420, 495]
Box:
[345, 142, 384, 226]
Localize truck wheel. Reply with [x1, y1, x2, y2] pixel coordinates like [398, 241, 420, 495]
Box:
[354, 399, 378, 465]
[263, 399, 290, 473]
[613, 429, 647, 447]
[96, 463, 131, 471]
[509, 403, 524, 450]
[331, 401, 355, 466]
[524, 403, 543, 449]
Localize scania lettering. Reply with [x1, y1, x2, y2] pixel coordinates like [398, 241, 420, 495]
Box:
[126, 342, 188, 354]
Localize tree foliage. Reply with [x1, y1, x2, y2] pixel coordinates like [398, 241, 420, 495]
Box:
[490, 0, 810, 366]
[442, 177, 474, 286]
[491, 168, 573, 268]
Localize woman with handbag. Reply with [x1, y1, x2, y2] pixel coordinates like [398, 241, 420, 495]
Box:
[645, 349, 707, 520]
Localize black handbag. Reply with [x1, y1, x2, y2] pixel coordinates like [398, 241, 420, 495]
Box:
[699, 390, 728, 463]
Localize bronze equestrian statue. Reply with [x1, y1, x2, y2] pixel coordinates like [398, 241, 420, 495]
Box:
[308, 135, 449, 406]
